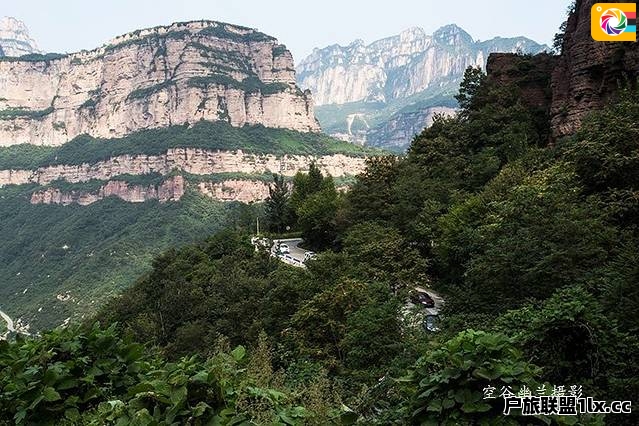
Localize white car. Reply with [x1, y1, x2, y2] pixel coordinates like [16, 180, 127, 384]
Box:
[279, 244, 290, 254]
[303, 251, 316, 262]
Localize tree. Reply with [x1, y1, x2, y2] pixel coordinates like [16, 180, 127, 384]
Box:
[455, 66, 486, 117]
[265, 174, 292, 233]
[296, 178, 339, 250]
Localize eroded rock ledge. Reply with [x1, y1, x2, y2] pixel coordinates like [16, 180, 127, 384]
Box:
[0, 149, 367, 187]
[29, 175, 278, 205]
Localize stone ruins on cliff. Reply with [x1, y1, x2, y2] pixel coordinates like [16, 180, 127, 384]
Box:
[0, 20, 320, 147]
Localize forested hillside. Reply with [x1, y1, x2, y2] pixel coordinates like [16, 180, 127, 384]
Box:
[2, 48, 638, 423]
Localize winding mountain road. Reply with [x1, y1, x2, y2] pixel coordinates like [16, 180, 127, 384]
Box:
[0, 309, 15, 339]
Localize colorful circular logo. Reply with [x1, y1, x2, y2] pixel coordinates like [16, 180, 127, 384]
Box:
[600, 8, 628, 36]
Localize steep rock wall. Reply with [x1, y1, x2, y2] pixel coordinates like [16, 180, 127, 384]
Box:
[550, 0, 639, 138]
[30, 175, 186, 205]
[0, 149, 367, 187]
[0, 21, 320, 147]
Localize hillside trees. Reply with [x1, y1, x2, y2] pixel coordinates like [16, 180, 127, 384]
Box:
[264, 162, 342, 250]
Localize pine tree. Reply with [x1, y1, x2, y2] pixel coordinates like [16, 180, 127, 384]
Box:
[265, 174, 291, 233]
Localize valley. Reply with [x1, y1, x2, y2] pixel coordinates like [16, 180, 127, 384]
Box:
[0, 1, 638, 424]
[297, 25, 549, 151]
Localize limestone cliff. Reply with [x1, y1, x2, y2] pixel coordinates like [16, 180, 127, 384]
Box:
[0, 149, 366, 188]
[0, 20, 320, 147]
[30, 175, 186, 205]
[0, 17, 41, 57]
[298, 25, 548, 151]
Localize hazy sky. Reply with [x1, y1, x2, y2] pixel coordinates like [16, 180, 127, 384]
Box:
[5, 0, 572, 63]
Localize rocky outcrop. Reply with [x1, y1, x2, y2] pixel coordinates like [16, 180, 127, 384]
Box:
[481, 1, 638, 141]
[486, 53, 557, 111]
[29, 175, 276, 205]
[0, 149, 367, 187]
[0, 20, 320, 147]
[198, 179, 270, 202]
[299, 25, 548, 150]
[30, 175, 186, 205]
[0, 17, 41, 57]
[550, 0, 639, 139]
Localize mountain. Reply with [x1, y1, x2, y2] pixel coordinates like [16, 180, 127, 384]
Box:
[0, 21, 372, 330]
[0, 20, 320, 147]
[0, 16, 41, 57]
[298, 25, 549, 151]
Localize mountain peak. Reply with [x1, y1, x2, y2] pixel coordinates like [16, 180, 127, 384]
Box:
[433, 23, 473, 46]
[0, 16, 41, 56]
[399, 27, 427, 42]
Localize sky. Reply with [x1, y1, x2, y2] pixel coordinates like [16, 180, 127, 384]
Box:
[4, 0, 573, 64]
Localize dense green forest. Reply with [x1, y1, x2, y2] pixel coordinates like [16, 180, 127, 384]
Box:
[2, 63, 638, 424]
[0, 186, 260, 330]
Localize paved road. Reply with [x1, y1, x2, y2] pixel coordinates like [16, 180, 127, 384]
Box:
[272, 238, 312, 268]
[0, 309, 15, 339]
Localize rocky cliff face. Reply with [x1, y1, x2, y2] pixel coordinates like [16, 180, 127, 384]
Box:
[0, 17, 41, 57]
[483, 0, 638, 141]
[366, 106, 456, 150]
[0, 20, 320, 147]
[550, 0, 639, 139]
[298, 25, 548, 151]
[299, 25, 547, 106]
[30, 175, 186, 205]
[0, 149, 366, 187]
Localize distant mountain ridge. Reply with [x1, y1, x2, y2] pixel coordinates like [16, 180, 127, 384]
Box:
[0, 16, 41, 57]
[298, 24, 549, 151]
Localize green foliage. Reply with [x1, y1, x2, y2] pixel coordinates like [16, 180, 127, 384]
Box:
[0, 53, 67, 62]
[454, 66, 486, 116]
[408, 330, 541, 425]
[341, 222, 428, 292]
[0, 120, 374, 170]
[0, 323, 146, 424]
[286, 163, 343, 250]
[127, 81, 175, 100]
[0, 324, 312, 425]
[0, 106, 54, 120]
[187, 75, 290, 95]
[198, 24, 275, 43]
[265, 174, 293, 233]
[0, 186, 258, 329]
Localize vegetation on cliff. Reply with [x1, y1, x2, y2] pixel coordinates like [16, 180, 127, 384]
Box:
[2, 52, 639, 424]
[0, 121, 376, 171]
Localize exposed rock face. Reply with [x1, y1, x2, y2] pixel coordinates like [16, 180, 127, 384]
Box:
[0, 149, 367, 188]
[0, 17, 41, 57]
[0, 21, 320, 147]
[487, 53, 557, 111]
[366, 106, 456, 150]
[298, 25, 548, 150]
[550, 0, 639, 138]
[29, 175, 276, 205]
[30, 175, 186, 205]
[298, 25, 549, 106]
[198, 179, 270, 202]
[482, 0, 638, 141]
